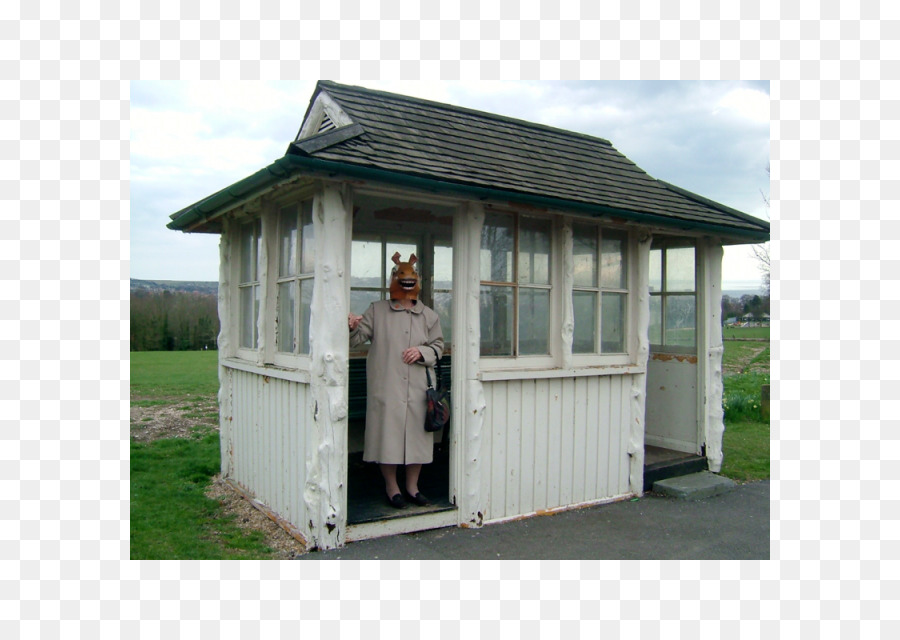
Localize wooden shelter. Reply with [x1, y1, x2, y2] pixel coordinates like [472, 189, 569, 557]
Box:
[168, 81, 769, 550]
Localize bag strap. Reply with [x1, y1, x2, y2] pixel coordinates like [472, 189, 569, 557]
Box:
[425, 345, 442, 388]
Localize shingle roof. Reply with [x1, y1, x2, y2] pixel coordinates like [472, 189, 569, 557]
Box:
[287, 81, 768, 238]
[169, 81, 768, 241]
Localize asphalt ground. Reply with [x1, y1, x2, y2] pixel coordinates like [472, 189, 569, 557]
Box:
[299, 480, 770, 560]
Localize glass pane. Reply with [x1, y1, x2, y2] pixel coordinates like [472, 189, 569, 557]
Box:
[665, 294, 696, 348]
[434, 290, 453, 347]
[649, 295, 662, 345]
[518, 288, 550, 355]
[601, 292, 626, 353]
[351, 239, 382, 288]
[518, 216, 551, 285]
[300, 200, 316, 274]
[433, 244, 453, 289]
[279, 206, 297, 277]
[276, 281, 296, 353]
[299, 279, 313, 354]
[350, 289, 381, 316]
[479, 285, 514, 356]
[480, 213, 514, 282]
[240, 285, 258, 349]
[649, 248, 662, 293]
[600, 232, 626, 289]
[240, 222, 257, 283]
[572, 290, 597, 354]
[573, 224, 598, 288]
[666, 246, 695, 293]
[385, 239, 418, 287]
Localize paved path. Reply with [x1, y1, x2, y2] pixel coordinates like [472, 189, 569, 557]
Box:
[300, 480, 770, 560]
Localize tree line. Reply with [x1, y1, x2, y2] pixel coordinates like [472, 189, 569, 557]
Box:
[722, 293, 769, 322]
[131, 290, 219, 351]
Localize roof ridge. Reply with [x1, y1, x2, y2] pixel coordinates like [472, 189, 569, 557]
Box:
[316, 80, 614, 148]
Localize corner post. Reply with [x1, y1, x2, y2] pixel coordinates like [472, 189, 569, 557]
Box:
[218, 218, 235, 479]
[456, 201, 486, 528]
[628, 228, 652, 495]
[700, 239, 725, 472]
[305, 181, 352, 549]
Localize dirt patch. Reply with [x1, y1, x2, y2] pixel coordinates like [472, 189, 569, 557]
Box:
[204, 475, 309, 559]
[722, 343, 770, 377]
[130, 395, 220, 442]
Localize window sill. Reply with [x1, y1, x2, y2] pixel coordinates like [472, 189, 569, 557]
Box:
[222, 358, 311, 384]
[478, 364, 645, 382]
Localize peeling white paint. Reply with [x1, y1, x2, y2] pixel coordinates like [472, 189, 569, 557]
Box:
[702, 241, 725, 472]
[628, 230, 652, 495]
[218, 219, 234, 478]
[304, 182, 352, 550]
[462, 202, 486, 527]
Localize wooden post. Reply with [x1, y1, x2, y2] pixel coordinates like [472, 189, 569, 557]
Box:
[305, 181, 351, 550]
[628, 228, 652, 496]
[457, 201, 486, 527]
[701, 240, 726, 472]
[218, 218, 234, 479]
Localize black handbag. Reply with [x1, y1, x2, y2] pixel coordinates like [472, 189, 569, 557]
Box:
[424, 347, 450, 432]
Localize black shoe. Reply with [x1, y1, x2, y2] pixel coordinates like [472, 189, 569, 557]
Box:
[388, 493, 406, 509]
[407, 492, 429, 506]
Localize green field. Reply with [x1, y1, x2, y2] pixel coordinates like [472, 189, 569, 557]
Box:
[131, 342, 769, 558]
[131, 350, 219, 397]
[130, 350, 278, 559]
[723, 325, 770, 340]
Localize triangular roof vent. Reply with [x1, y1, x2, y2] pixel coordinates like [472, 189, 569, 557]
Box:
[296, 91, 354, 141]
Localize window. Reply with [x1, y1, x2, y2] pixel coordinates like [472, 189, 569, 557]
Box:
[350, 234, 419, 316]
[649, 240, 696, 351]
[480, 213, 552, 357]
[275, 200, 315, 355]
[432, 239, 453, 346]
[238, 219, 261, 350]
[572, 225, 628, 354]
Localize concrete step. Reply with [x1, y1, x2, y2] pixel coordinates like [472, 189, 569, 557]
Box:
[652, 471, 737, 500]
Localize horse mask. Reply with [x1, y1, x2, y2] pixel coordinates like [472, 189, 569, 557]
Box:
[389, 252, 420, 301]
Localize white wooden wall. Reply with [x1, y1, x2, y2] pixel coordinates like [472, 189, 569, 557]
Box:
[479, 374, 635, 522]
[645, 356, 699, 454]
[227, 368, 310, 533]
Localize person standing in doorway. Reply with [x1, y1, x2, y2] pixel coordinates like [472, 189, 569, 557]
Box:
[348, 252, 444, 508]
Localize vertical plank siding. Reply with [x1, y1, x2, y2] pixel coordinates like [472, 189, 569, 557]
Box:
[480, 374, 635, 522]
[227, 369, 309, 531]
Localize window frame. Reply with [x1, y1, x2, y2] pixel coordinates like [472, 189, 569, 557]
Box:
[235, 218, 261, 360]
[272, 198, 315, 368]
[478, 210, 558, 370]
[649, 238, 698, 355]
[569, 223, 632, 366]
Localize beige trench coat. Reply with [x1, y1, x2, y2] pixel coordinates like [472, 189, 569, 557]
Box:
[350, 300, 444, 464]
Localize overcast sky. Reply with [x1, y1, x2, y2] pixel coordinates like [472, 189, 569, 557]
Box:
[131, 80, 770, 291]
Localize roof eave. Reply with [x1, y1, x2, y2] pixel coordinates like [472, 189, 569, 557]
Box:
[168, 155, 770, 243]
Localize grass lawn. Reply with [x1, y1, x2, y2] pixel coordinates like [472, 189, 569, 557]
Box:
[130, 350, 279, 559]
[131, 350, 219, 398]
[723, 325, 770, 340]
[131, 431, 274, 559]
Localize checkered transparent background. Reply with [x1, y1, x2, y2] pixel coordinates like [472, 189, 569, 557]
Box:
[2, 0, 897, 636]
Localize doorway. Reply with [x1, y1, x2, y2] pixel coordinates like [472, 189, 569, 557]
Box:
[346, 194, 456, 525]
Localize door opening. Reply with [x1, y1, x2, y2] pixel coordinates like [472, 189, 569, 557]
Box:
[345, 196, 456, 525]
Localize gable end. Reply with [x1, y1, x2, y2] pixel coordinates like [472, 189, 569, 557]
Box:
[296, 91, 354, 141]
